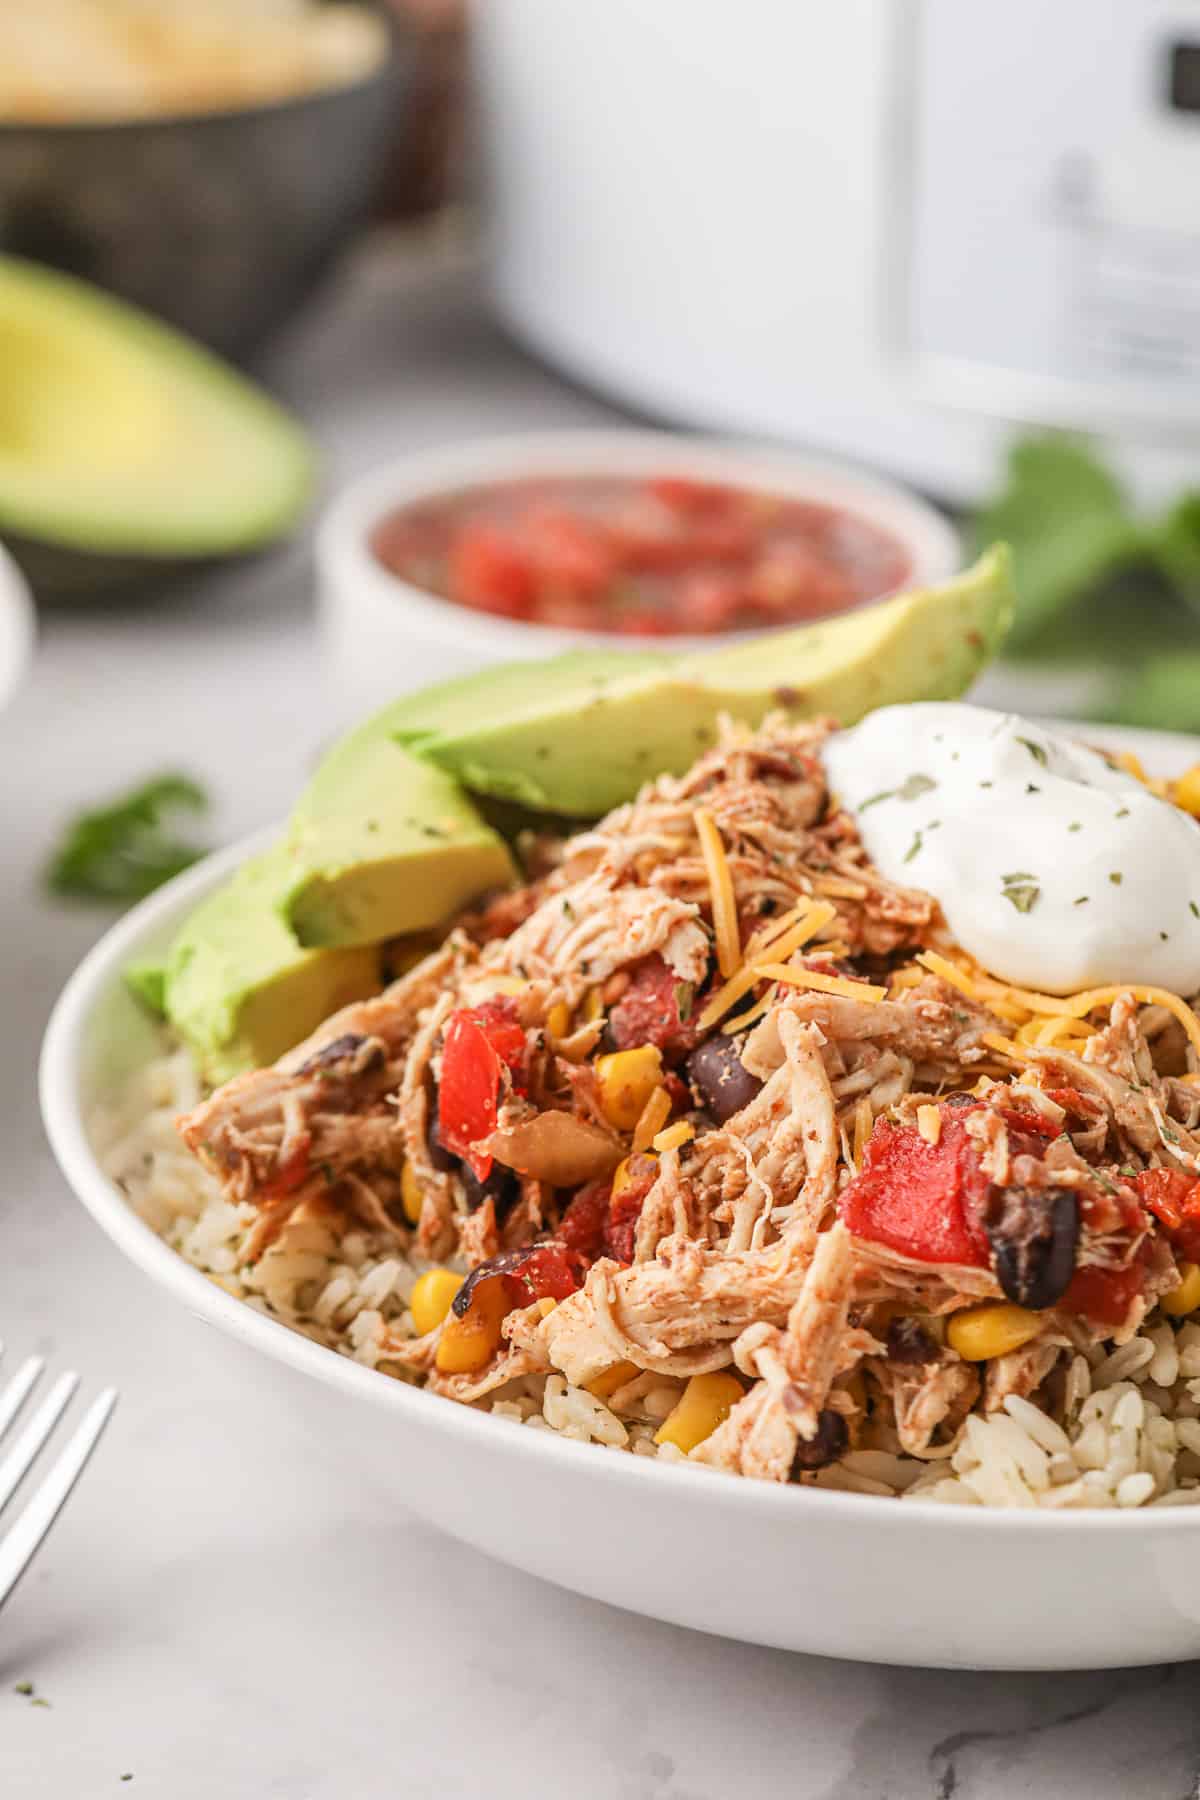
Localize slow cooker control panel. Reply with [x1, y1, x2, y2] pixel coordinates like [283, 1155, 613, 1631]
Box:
[903, 0, 1200, 428]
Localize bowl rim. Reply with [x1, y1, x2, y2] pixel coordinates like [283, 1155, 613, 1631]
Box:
[0, 8, 404, 137]
[39, 717, 1200, 1538]
[317, 426, 963, 660]
[0, 540, 35, 713]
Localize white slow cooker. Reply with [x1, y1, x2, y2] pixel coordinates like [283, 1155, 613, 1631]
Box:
[472, 0, 1200, 504]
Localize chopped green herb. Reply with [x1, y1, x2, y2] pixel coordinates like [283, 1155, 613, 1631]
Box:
[30, 1698, 50, 1709]
[674, 981, 695, 1023]
[859, 771, 936, 812]
[1025, 782, 1042, 795]
[1068, 821, 1082, 833]
[1001, 871, 1041, 913]
[13, 1683, 32, 1697]
[1074, 896, 1089, 906]
[1016, 736, 1048, 766]
[1109, 871, 1124, 886]
[1116, 807, 1130, 819]
[45, 774, 210, 906]
[1161, 931, 1170, 942]
[979, 780, 994, 789]
[903, 830, 924, 864]
[561, 898, 575, 921]
[1191, 901, 1199, 919]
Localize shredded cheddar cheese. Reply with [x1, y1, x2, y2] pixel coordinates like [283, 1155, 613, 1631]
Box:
[755, 963, 887, 1003]
[696, 902, 837, 1031]
[811, 874, 869, 901]
[653, 1120, 695, 1154]
[852, 1095, 873, 1167]
[694, 807, 741, 980]
[631, 1084, 672, 1155]
[980, 1030, 1028, 1061]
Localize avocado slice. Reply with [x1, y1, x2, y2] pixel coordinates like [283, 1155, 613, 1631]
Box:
[163, 845, 382, 1084]
[124, 957, 167, 1018]
[0, 256, 314, 561]
[279, 720, 517, 949]
[394, 547, 1015, 816]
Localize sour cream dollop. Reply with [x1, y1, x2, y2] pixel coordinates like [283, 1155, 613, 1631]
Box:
[823, 703, 1200, 996]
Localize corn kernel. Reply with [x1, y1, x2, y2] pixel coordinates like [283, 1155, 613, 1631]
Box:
[587, 1360, 640, 1399]
[1174, 765, 1200, 819]
[655, 1371, 744, 1453]
[400, 1161, 423, 1226]
[410, 1267, 463, 1336]
[1162, 1263, 1200, 1317]
[946, 1301, 1043, 1361]
[536, 1297, 558, 1318]
[632, 1084, 672, 1153]
[546, 1001, 571, 1041]
[435, 1277, 509, 1375]
[1116, 749, 1148, 784]
[652, 1120, 694, 1155]
[596, 1045, 664, 1132]
[581, 988, 604, 1024]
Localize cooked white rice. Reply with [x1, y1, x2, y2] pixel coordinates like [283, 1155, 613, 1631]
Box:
[94, 1048, 1200, 1508]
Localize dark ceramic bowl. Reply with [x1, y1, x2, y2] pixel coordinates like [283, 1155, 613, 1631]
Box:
[0, 13, 410, 363]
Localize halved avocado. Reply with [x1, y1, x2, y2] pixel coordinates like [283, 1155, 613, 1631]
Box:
[0, 256, 314, 584]
[394, 548, 1015, 816]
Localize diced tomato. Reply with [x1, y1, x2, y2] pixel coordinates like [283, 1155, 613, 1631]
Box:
[1136, 1168, 1200, 1259]
[1060, 1261, 1146, 1327]
[838, 1112, 991, 1266]
[607, 954, 700, 1054]
[557, 1180, 612, 1262]
[437, 999, 527, 1183]
[645, 475, 718, 511]
[998, 1106, 1062, 1141]
[1043, 1086, 1104, 1121]
[604, 1183, 650, 1266]
[447, 524, 535, 618]
[521, 511, 616, 602]
[511, 1243, 584, 1304]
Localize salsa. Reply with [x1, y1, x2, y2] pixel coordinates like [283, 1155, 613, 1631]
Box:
[369, 473, 912, 636]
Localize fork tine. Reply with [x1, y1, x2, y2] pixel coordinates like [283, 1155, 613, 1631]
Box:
[0, 1371, 78, 1517]
[0, 1389, 118, 1612]
[0, 1356, 45, 1442]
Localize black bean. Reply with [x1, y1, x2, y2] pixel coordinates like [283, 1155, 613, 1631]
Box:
[427, 1108, 518, 1217]
[461, 1159, 520, 1219]
[789, 1407, 848, 1475]
[451, 1246, 540, 1317]
[426, 1112, 458, 1174]
[684, 1036, 763, 1124]
[984, 1184, 1079, 1311]
[886, 1316, 938, 1366]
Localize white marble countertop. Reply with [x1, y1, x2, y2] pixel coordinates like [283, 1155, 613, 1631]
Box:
[2, 236, 1198, 1800]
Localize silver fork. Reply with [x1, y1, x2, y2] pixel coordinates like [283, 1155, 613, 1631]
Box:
[0, 1344, 117, 1611]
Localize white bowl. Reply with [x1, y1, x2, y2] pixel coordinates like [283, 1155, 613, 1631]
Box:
[41, 720, 1200, 1672]
[0, 541, 35, 712]
[317, 429, 961, 719]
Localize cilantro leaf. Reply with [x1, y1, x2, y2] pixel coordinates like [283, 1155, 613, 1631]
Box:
[45, 774, 211, 906]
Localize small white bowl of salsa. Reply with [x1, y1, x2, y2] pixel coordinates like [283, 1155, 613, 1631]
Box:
[317, 431, 960, 715]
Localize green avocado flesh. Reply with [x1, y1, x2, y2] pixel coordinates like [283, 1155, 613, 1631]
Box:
[279, 723, 517, 949]
[394, 548, 1015, 816]
[0, 256, 314, 556]
[163, 845, 383, 1085]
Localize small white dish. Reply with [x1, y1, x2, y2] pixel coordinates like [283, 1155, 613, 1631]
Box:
[317, 429, 960, 718]
[0, 541, 35, 713]
[38, 719, 1200, 1671]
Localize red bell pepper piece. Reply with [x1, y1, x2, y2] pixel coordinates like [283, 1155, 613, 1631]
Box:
[438, 1000, 527, 1183]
